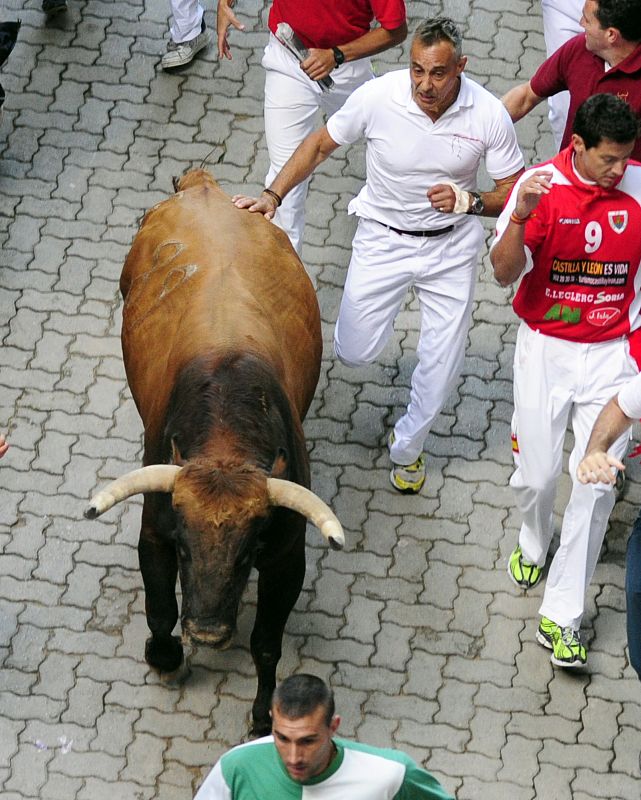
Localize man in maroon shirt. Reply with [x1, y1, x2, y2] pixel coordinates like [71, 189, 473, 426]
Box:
[503, 0, 641, 159]
[216, 0, 407, 254]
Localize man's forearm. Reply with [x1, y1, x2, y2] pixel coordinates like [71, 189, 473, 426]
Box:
[585, 397, 632, 455]
[479, 170, 523, 217]
[269, 127, 340, 201]
[490, 223, 527, 287]
[502, 81, 543, 122]
[337, 22, 407, 62]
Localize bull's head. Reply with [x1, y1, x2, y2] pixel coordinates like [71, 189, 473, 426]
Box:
[171, 462, 271, 648]
[84, 463, 344, 647]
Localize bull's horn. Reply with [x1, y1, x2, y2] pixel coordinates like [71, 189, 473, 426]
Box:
[84, 465, 182, 519]
[266, 478, 345, 550]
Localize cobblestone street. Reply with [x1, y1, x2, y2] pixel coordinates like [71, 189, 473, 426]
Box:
[1, 0, 640, 797]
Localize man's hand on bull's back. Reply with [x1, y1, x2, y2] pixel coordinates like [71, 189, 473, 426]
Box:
[232, 192, 279, 219]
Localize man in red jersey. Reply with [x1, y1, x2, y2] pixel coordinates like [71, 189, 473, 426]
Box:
[216, 0, 407, 254]
[491, 94, 641, 670]
[503, 0, 641, 159]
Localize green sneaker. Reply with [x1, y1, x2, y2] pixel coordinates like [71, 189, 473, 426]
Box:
[535, 616, 556, 650]
[507, 545, 542, 589]
[388, 432, 426, 494]
[537, 617, 587, 668]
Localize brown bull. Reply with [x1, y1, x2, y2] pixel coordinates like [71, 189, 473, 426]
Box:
[85, 169, 343, 735]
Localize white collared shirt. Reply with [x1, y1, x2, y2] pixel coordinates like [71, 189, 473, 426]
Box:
[326, 69, 524, 230]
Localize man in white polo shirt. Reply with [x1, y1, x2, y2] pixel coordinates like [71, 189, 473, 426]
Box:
[232, 17, 524, 494]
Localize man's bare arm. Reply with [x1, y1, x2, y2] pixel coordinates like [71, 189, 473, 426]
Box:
[232, 126, 341, 217]
[577, 396, 632, 485]
[502, 81, 544, 122]
[480, 171, 523, 217]
[425, 169, 523, 219]
[490, 170, 553, 287]
[302, 23, 408, 81]
[576, 397, 633, 483]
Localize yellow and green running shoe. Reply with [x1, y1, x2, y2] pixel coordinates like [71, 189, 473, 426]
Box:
[537, 616, 587, 668]
[507, 545, 542, 589]
[388, 432, 426, 494]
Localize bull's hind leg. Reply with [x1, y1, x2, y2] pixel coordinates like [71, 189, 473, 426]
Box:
[139, 498, 184, 673]
[250, 518, 306, 737]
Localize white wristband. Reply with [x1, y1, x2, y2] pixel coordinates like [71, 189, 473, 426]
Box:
[443, 181, 472, 214]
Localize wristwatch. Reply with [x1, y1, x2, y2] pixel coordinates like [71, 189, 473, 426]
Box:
[332, 46, 345, 68]
[466, 191, 485, 215]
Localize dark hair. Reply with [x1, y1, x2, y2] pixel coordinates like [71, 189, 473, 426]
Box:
[595, 0, 641, 42]
[413, 17, 463, 59]
[573, 93, 640, 149]
[271, 674, 335, 726]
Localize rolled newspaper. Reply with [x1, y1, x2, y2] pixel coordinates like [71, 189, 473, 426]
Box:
[274, 23, 334, 92]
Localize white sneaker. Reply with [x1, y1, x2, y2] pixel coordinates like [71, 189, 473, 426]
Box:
[161, 22, 211, 70]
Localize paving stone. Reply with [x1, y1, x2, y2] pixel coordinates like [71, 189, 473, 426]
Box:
[4, 742, 53, 796]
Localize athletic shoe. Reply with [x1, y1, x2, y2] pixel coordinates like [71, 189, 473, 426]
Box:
[507, 545, 542, 589]
[161, 20, 211, 70]
[388, 432, 426, 494]
[42, 0, 67, 14]
[537, 616, 587, 668]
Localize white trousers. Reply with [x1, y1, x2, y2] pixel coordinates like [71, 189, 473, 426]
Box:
[262, 35, 374, 254]
[334, 216, 484, 465]
[511, 323, 637, 628]
[168, 0, 204, 43]
[540, 0, 583, 149]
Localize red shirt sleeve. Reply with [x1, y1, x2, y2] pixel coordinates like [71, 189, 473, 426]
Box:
[371, 0, 406, 30]
[530, 34, 585, 99]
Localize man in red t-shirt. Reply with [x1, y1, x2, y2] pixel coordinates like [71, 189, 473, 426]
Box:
[502, 0, 641, 159]
[216, 0, 407, 254]
[490, 94, 641, 670]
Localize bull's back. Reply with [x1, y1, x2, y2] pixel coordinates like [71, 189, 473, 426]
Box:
[120, 178, 321, 436]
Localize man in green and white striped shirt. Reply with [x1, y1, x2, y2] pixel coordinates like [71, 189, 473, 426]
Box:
[194, 674, 453, 800]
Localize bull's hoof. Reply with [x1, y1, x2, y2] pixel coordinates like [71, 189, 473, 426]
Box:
[145, 635, 184, 673]
[159, 660, 190, 686]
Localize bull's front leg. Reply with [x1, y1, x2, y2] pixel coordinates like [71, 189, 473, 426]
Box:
[139, 497, 184, 673]
[250, 516, 306, 737]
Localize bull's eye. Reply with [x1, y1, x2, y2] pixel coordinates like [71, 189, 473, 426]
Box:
[177, 543, 190, 562]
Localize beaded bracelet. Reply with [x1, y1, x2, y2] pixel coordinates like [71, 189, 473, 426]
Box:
[262, 188, 283, 207]
[510, 211, 531, 225]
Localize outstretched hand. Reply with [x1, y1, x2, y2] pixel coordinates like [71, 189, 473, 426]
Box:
[216, 0, 245, 60]
[0, 433, 8, 459]
[232, 193, 278, 219]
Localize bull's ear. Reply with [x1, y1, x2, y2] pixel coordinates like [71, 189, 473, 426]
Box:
[270, 448, 288, 479]
[171, 436, 185, 466]
[172, 175, 180, 192]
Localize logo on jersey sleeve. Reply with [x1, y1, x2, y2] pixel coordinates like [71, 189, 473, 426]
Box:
[608, 210, 628, 234]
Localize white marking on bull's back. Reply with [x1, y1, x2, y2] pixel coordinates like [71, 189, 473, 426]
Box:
[123, 239, 199, 332]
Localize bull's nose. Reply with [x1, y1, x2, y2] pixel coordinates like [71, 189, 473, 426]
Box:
[182, 619, 235, 649]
